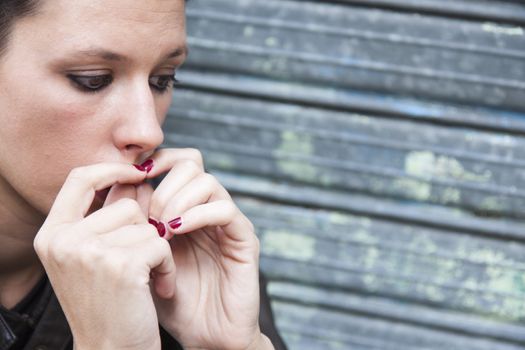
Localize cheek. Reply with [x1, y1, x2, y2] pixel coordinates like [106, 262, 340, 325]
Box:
[11, 92, 104, 165]
[0, 75, 112, 213]
[156, 93, 172, 123]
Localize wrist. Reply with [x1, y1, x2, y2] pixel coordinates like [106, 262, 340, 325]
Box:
[73, 338, 161, 350]
[184, 333, 274, 350]
[246, 334, 275, 350]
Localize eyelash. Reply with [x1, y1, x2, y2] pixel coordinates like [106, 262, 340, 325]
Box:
[66, 74, 179, 94]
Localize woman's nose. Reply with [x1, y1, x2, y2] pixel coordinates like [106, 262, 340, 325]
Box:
[112, 82, 165, 155]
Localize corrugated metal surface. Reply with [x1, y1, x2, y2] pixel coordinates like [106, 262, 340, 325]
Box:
[163, 0, 525, 348]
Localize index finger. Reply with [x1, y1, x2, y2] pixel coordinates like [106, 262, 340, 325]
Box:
[47, 162, 147, 223]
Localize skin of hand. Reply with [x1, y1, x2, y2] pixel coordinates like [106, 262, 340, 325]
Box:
[35, 148, 274, 350]
[33, 163, 174, 350]
[143, 149, 267, 350]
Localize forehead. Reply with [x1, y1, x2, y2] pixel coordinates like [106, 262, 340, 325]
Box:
[43, 0, 185, 21]
[14, 0, 186, 57]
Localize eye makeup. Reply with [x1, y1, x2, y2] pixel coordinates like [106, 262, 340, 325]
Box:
[67, 73, 113, 93]
[66, 73, 179, 94]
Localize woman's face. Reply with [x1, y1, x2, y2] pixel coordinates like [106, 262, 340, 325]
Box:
[0, 0, 187, 218]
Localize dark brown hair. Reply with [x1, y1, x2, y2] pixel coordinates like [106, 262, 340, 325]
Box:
[0, 0, 41, 57]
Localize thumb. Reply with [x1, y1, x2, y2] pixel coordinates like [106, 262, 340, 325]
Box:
[103, 184, 138, 207]
[136, 182, 154, 217]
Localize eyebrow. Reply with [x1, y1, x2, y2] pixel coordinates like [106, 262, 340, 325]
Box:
[72, 45, 189, 62]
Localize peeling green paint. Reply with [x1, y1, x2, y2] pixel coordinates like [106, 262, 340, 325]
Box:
[329, 212, 371, 227]
[515, 274, 525, 293]
[351, 229, 378, 245]
[482, 22, 524, 36]
[319, 173, 334, 187]
[484, 266, 525, 320]
[480, 196, 504, 211]
[265, 36, 279, 47]
[363, 274, 378, 291]
[439, 187, 461, 204]
[409, 234, 438, 254]
[468, 248, 508, 265]
[392, 178, 431, 201]
[209, 152, 235, 169]
[243, 25, 254, 37]
[278, 131, 314, 154]
[422, 284, 446, 302]
[261, 230, 316, 261]
[363, 247, 380, 269]
[278, 160, 318, 182]
[328, 212, 354, 226]
[486, 266, 523, 295]
[405, 151, 491, 183]
[275, 131, 318, 182]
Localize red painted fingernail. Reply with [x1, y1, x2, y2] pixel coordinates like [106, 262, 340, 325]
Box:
[133, 164, 146, 172]
[168, 217, 182, 230]
[156, 221, 166, 237]
[139, 159, 154, 173]
[148, 217, 158, 226]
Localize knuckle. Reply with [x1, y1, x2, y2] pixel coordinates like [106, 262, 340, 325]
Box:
[150, 192, 167, 215]
[184, 148, 204, 168]
[67, 166, 89, 181]
[201, 173, 219, 189]
[47, 239, 73, 266]
[101, 252, 127, 276]
[140, 224, 159, 238]
[246, 219, 255, 234]
[222, 200, 238, 218]
[79, 242, 105, 268]
[118, 198, 142, 214]
[180, 159, 202, 176]
[156, 237, 172, 255]
[33, 234, 47, 257]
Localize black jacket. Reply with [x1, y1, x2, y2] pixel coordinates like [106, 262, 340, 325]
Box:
[0, 273, 287, 350]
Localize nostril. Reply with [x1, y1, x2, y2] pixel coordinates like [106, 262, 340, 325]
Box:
[125, 144, 141, 151]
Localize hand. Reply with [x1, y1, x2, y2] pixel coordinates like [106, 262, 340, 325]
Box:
[34, 163, 176, 350]
[142, 149, 271, 350]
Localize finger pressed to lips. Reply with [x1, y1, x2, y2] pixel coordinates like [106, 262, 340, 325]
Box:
[47, 162, 147, 224]
[143, 148, 204, 179]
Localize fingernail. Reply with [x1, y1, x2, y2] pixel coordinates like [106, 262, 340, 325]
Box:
[168, 217, 182, 230]
[133, 164, 146, 172]
[156, 221, 166, 237]
[148, 217, 158, 226]
[139, 159, 154, 173]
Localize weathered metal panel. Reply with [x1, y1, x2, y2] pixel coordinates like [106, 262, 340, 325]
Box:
[300, 0, 525, 25]
[183, 0, 525, 111]
[166, 90, 525, 219]
[163, 0, 525, 348]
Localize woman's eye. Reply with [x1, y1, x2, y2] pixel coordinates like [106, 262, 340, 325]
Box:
[67, 74, 113, 92]
[149, 74, 179, 93]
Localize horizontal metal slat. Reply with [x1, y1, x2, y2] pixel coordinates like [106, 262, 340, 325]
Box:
[272, 301, 525, 350]
[185, 0, 525, 110]
[268, 281, 525, 344]
[177, 70, 525, 134]
[230, 197, 525, 321]
[167, 88, 525, 217]
[296, 0, 525, 25]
